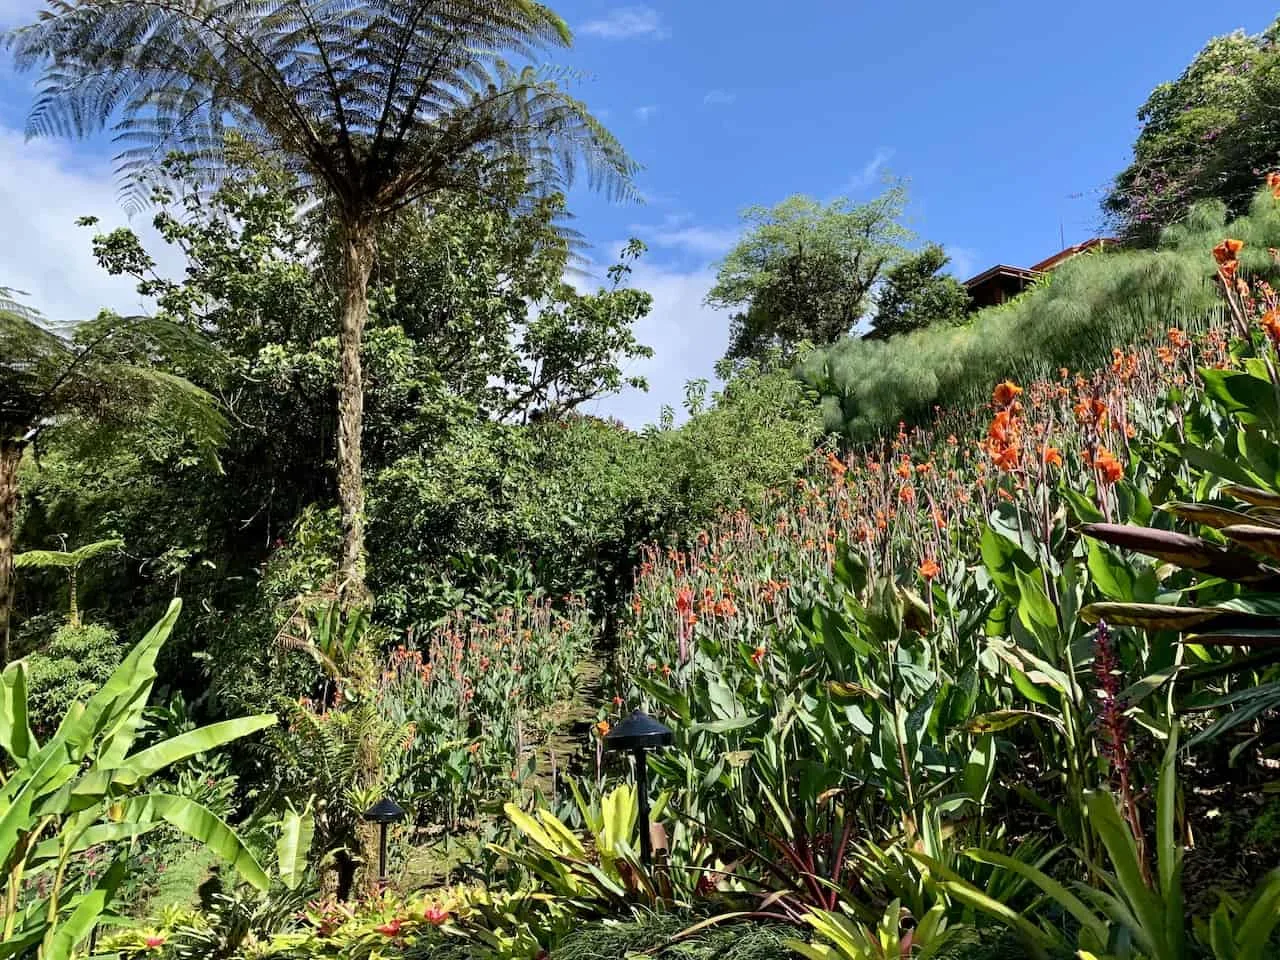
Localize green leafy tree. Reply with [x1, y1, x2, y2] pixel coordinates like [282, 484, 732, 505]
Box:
[0, 290, 221, 665]
[1104, 17, 1280, 243]
[865, 243, 970, 340]
[706, 188, 911, 364]
[10, 0, 635, 601]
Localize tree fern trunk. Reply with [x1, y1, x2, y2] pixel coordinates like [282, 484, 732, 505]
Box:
[0, 440, 23, 667]
[336, 217, 376, 603]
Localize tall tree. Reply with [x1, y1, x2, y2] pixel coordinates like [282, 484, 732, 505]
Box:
[706, 187, 911, 364]
[11, 0, 635, 600]
[865, 243, 970, 340]
[0, 291, 222, 663]
[1104, 17, 1280, 244]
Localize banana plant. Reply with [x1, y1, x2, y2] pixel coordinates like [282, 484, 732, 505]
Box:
[0, 598, 276, 959]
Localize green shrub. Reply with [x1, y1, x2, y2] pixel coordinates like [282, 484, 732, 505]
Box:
[24, 620, 121, 734]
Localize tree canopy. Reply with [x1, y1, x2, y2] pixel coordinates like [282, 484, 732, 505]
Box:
[706, 187, 912, 364]
[10, 0, 635, 598]
[1104, 16, 1280, 243]
[865, 242, 970, 340]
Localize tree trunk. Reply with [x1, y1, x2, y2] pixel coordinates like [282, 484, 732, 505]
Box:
[0, 440, 24, 667]
[336, 218, 377, 603]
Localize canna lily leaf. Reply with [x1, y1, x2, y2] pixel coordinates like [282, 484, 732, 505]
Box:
[1221, 524, 1280, 561]
[1222, 484, 1280, 508]
[1079, 523, 1280, 586]
[1160, 502, 1261, 529]
[1081, 602, 1226, 630]
[965, 710, 1063, 734]
[1183, 629, 1280, 647]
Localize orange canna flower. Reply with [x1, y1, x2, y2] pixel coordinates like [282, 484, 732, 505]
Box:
[1268, 172, 1280, 198]
[992, 380, 1023, 407]
[1041, 445, 1063, 468]
[750, 646, 767, 666]
[993, 443, 1021, 472]
[1262, 308, 1280, 344]
[1214, 238, 1245, 265]
[595, 720, 611, 738]
[918, 557, 941, 580]
[895, 460, 912, 479]
[898, 484, 916, 504]
[826, 451, 847, 477]
[1095, 447, 1124, 485]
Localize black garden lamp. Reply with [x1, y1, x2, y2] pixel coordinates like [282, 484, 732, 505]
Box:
[604, 709, 674, 866]
[362, 796, 407, 887]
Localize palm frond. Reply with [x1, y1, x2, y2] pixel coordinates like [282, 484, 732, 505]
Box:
[9, 0, 635, 214]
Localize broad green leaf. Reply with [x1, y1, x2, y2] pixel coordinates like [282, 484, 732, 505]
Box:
[277, 803, 315, 891]
[127, 794, 269, 891]
[0, 662, 34, 765]
[111, 715, 276, 787]
[43, 857, 126, 960]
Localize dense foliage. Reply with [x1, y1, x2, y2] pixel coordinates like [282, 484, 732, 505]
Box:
[1105, 16, 1280, 243]
[9, 7, 1280, 960]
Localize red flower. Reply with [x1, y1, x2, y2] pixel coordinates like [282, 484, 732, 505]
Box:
[144, 936, 166, 950]
[675, 587, 693, 615]
[375, 919, 403, 937]
[424, 904, 450, 926]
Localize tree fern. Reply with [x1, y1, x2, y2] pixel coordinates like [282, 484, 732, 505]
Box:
[8, 0, 636, 598]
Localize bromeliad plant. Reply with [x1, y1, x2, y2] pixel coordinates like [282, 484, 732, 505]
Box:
[0, 598, 275, 959]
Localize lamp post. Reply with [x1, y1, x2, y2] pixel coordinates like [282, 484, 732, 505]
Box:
[362, 797, 407, 888]
[603, 709, 673, 866]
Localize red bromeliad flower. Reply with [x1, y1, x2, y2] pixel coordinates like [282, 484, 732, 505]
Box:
[424, 904, 450, 926]
[375, 918, 404, 937]
[144, 936, 166, 950]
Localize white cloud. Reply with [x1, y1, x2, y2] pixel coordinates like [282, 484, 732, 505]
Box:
[645, 224, 738, 260]
[633, 104, 659, 123]
[0, 127, 183, 323]
[586, 256, 728, 427]
[580, 6, 669, 40]
[702, 89, 736, 106]
[840, 147, 895, 194]
[628, 212, 738, 261]
[944, 244, 980, 282]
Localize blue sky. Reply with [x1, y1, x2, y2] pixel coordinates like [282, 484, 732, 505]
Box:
[1, 1, 1278, 424]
